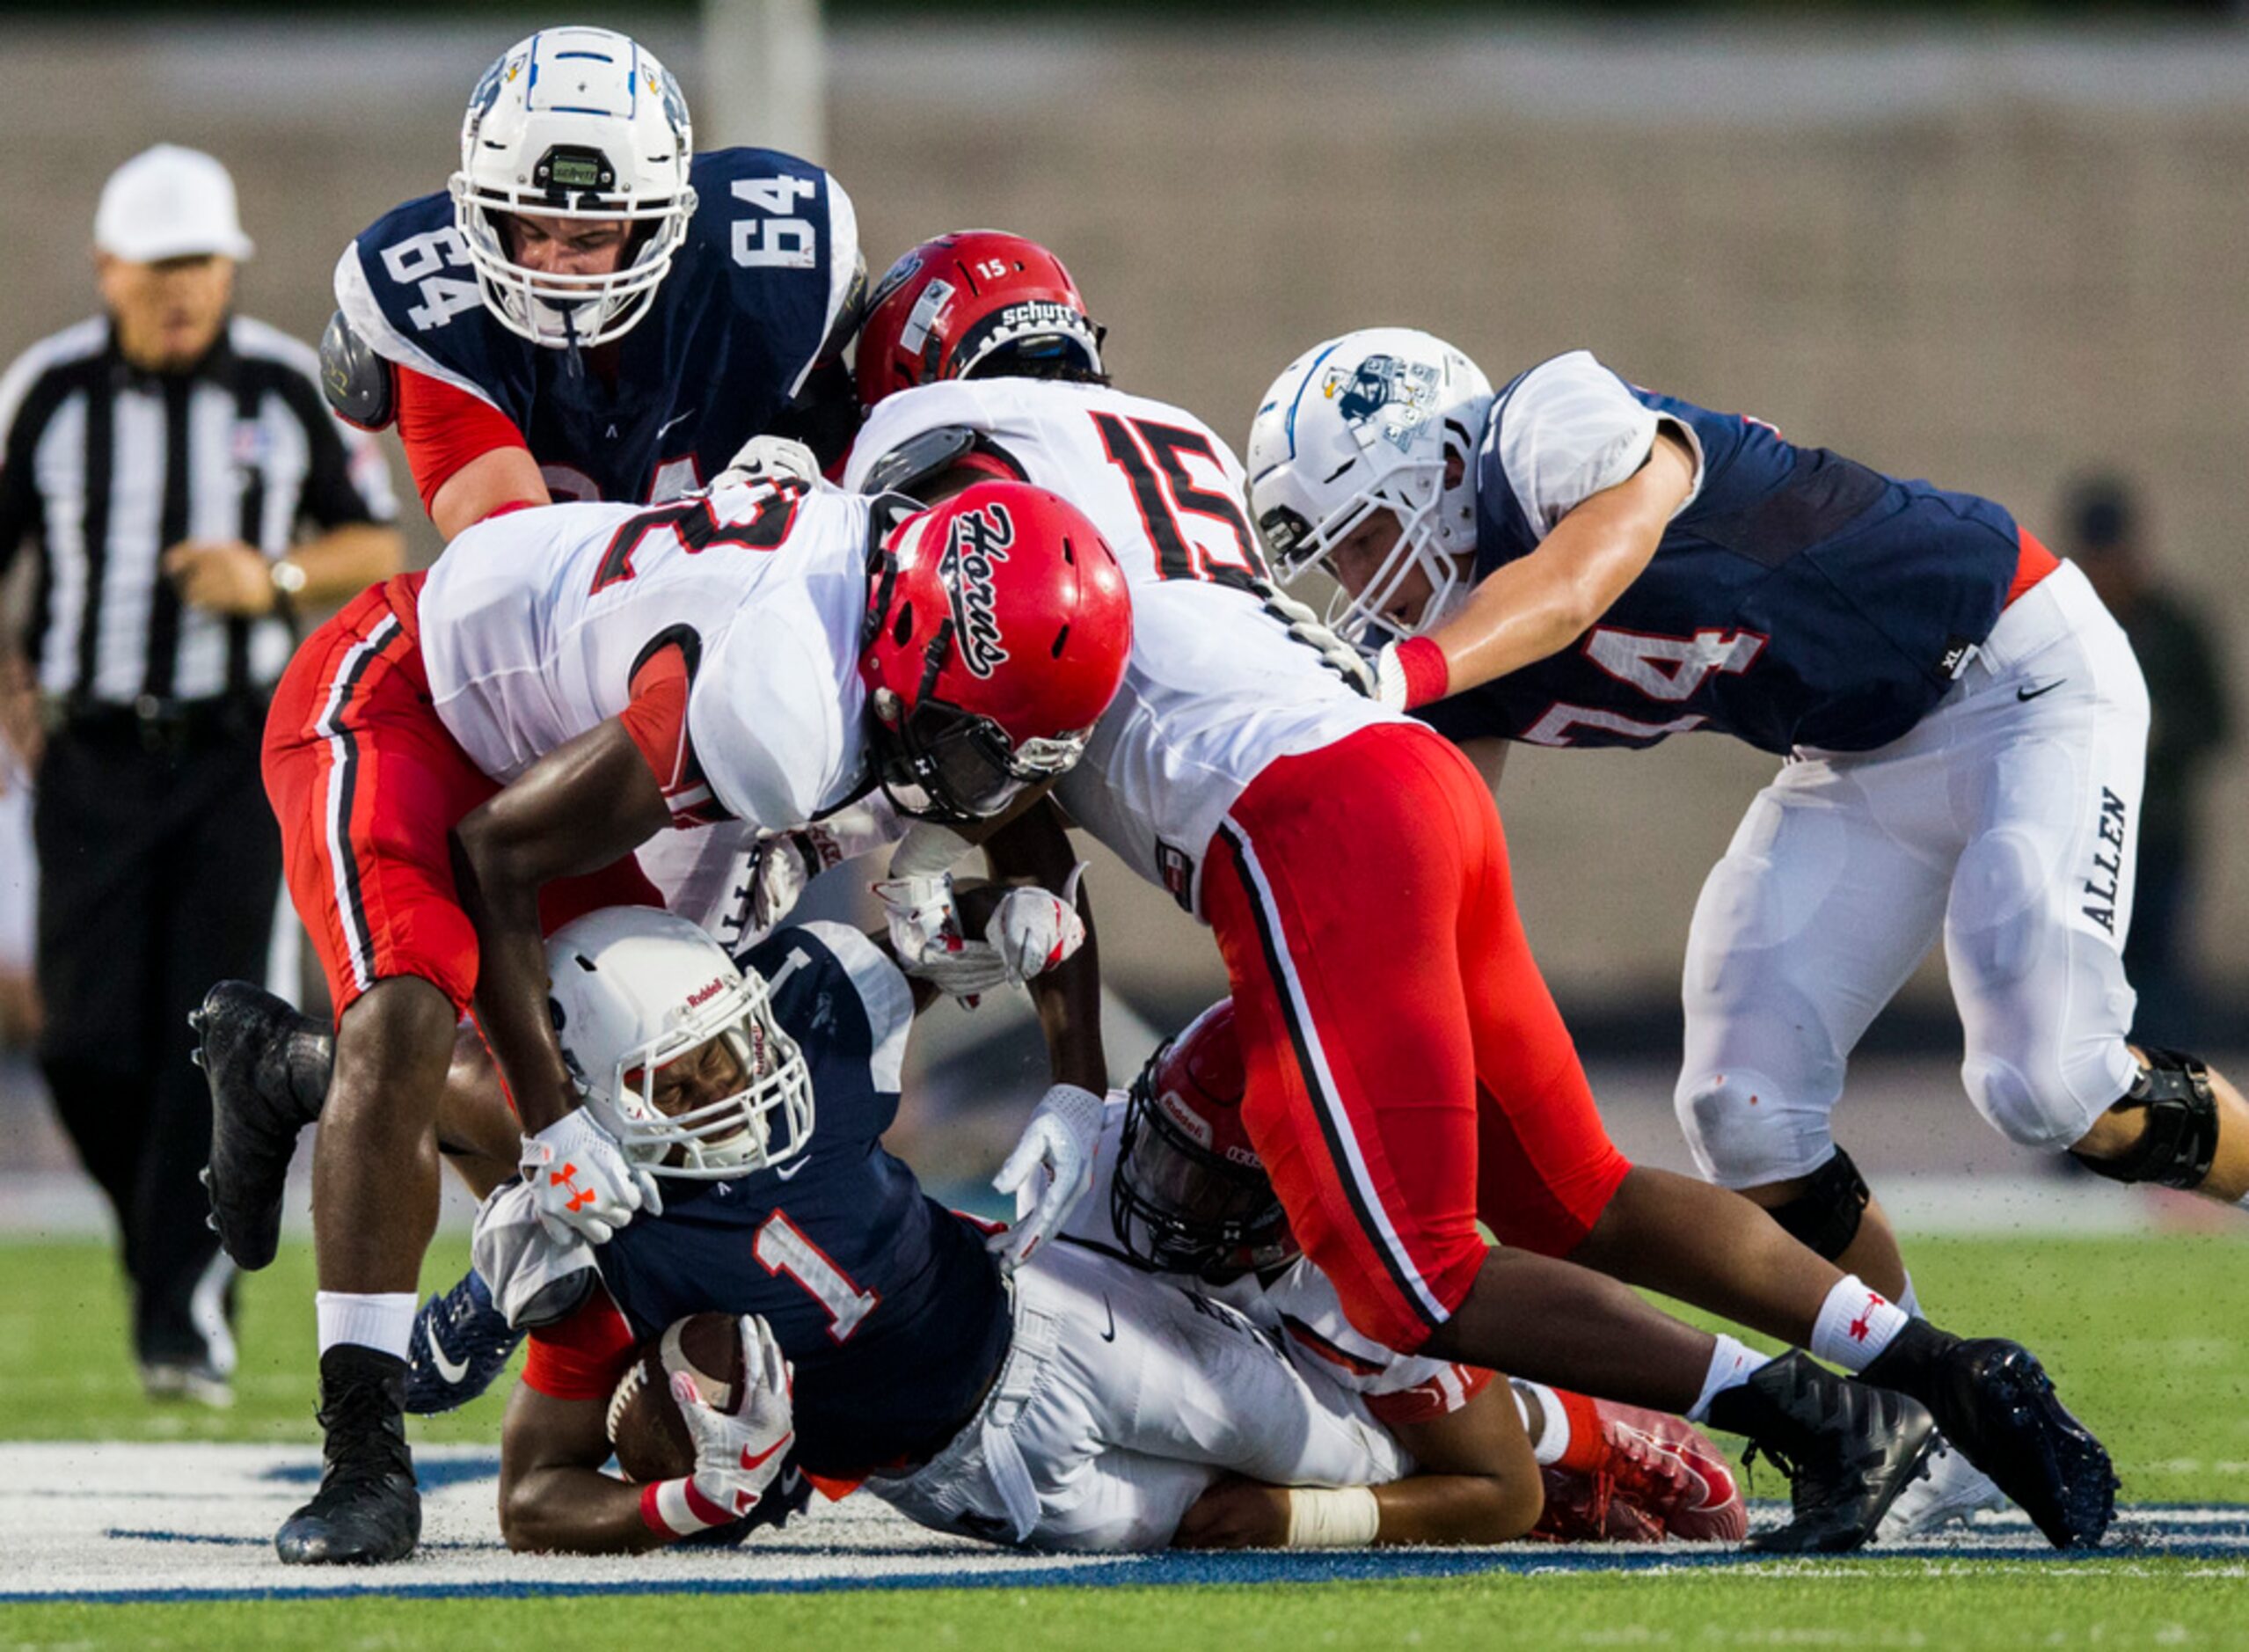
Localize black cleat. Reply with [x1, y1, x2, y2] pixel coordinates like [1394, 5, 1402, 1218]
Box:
[1861, 1321, 2116, 1550]
[1707, 1350, 1937, 1553]
[193, 981, 333, 1271]
[276, 1345, 420, 1565]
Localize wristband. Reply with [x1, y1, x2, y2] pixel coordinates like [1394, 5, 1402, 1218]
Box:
[639, 1476, 736, 1539]
[1393, 635, 1451, 710]
[1284, 1485, 1382, 1548]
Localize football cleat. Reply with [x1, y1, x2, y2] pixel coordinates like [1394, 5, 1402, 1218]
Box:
[142, 1358, 235, 1410]
[1860, 1322, 2115, 1551]
[1706, 1350, 1936, 1553]
[192, 981, 333, 1271]
[1530, 1400, 1748, 1545]
[1876, 1435, 2009, 1539]
[276, 1345, 420, 1565]
[405, 1269, 522, 1416]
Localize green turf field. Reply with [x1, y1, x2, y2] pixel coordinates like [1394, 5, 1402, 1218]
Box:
[3, 1229, 2244, 1649]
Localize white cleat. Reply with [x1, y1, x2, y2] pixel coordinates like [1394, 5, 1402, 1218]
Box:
[1876, 1435, 2009, 1539]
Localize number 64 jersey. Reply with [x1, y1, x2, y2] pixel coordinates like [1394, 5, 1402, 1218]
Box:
[843, 380, 1407, 919]
[335, 148, 859, 508]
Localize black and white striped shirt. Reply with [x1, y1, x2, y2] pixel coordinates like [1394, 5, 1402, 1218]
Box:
[0, 315, 397, 705]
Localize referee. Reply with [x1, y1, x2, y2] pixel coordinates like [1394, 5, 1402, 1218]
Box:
[0, 145, 405, 1403]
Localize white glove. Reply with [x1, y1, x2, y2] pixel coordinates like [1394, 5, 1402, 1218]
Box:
[739, 797, 908, 940]
[1257, 581, 1377, 698]
[989, 1081, 1107, 1275]
[891, 869, 1089, 1002]
[1371, 640, 1411, 709]
[519, 1108, 662, 1247]
[712, 434, 821, 493]
[873, 870, 966, 968]
[643, 1315, 796, 1539]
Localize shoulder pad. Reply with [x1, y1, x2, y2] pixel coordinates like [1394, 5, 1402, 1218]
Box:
[319, 309, 398, 432]
[858, 425, 1027, 501]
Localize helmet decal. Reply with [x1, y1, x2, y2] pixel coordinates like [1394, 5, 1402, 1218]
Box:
[1324, 352, 1442, 453]
[938, 501, 1015, 680]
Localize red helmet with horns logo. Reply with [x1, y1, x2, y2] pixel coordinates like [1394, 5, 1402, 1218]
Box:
[859, 479, 1132, 822]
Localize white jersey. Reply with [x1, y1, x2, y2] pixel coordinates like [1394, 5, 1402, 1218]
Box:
[1062, 1097, 1487, 1429]
[843, 379, 1405, 919]
[416, 480, 873, 834]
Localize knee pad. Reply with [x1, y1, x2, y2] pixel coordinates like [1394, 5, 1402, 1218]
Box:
[1763, 1145, 1872, 1261]
[1675, 1069, 1836, 1189]
[2070, 1048, 2220, 1190]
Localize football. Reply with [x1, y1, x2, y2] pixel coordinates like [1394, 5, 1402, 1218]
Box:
[603, 1312, 748, 1482]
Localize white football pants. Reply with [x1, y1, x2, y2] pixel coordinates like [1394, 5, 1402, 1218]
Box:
[865, 1238, 1409, 1553]
[1676, 559, 2149, 1187]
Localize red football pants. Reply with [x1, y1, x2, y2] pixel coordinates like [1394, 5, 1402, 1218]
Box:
[1201, 722, 1632, 1355]
[264, 574, 658, 1022]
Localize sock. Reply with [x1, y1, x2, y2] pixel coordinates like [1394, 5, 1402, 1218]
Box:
[1687, 1334, 1771, 1422]
[1511, 1380, 1594, 1469]
[1809, 1275, 1909, 1371]
[1896, 1273, 1923, 1317]
[317, 1290, 418, 1361]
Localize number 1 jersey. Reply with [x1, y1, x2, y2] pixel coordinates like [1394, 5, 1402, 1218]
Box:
[843, 379, 1405, 919]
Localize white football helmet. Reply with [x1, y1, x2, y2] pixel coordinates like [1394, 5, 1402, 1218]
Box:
[450, 27, 698, 349]
[1245, 328, 1494, 640]
[545, 907, 813, 1181]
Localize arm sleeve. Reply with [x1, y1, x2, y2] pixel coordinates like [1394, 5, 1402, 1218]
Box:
[1490, 351, 1702, 541]
[396, 365, 532, 515]
[522, 1281, 640, 1402]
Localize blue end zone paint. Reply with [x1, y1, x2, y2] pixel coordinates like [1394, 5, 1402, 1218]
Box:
[259, 1458, 500, 1492]
[12, 1512, 2249, 1606]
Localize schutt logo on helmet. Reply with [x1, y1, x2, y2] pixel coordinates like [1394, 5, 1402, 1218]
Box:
[939, 501, 1016, 679]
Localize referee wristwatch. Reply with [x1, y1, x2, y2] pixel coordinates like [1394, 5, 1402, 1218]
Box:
[269, 556, 310, 597]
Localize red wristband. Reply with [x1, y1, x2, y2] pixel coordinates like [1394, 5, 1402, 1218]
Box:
[1395, 635, 1451, 709]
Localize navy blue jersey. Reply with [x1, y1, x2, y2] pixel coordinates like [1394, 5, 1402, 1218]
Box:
[1421, 353, 2026, 756]
[579, 921, 1010, 1476]
[336, 148, 859, 506]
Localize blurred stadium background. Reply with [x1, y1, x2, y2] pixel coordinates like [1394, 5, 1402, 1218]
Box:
[3, 0, 2245, 1218]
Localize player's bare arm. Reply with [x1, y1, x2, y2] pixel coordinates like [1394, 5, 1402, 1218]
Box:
[497, 1378, 670, 1553]
[431, 446, 551, 542]
[1421, 428, 1695, 695]
[450, 720, 671, 1133]
[982, 799, 1108, 1093]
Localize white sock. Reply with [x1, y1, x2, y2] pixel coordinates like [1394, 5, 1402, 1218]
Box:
[1809, 1275, 1909, 1371]
[1896, 1273, 1923, 1317]
[1511, 1380, 1572, 1466]
[1687, 1334, 1771, 1422]
[316, 1290, 418, 1360]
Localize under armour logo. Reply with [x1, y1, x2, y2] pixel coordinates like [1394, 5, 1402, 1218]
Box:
[550, 1162, 598, 1213]
[1847, 1290, 1887, 1343]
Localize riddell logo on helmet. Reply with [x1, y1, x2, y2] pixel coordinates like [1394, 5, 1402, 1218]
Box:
[1158, 1089, 1215, 1148]
[685, 977, 727, 1008]
[940, 502, 1015, 679]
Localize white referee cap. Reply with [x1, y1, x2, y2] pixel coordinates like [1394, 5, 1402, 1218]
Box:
[94, 144, 255, 264]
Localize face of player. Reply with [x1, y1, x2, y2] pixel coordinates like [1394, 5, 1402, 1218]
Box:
[98, 253, 235, 373]
[1326, 511, 1434, 631]
[639, 1034, 752, 1127]
[500, 214, 633, 278]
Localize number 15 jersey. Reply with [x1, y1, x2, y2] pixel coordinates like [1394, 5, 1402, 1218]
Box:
[843, 380, 1405, 919]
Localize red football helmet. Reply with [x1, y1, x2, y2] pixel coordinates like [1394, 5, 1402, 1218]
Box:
[860, 479, 1131, 822]
[1114, 999, 1296, 1281]
[857, 230, 1106, 410]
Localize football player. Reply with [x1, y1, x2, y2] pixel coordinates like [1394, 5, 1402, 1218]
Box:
[836, 232, 2115, 1555]
[1245, 330, 2249, 1529]
[194, 473, 1131, 1564]
[321, 27, 863, 541]
[1081, 998, 1748, 1547]
[486, 906, 1422, 1554]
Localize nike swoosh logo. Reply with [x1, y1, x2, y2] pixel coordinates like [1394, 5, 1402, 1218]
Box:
[2017, 679, 2066, 702]
[740, 1433, 792, 1472]
[1099, 1297, 1116, 1343]
[772, 1158, 808, 1181]
[656, 408, 697, 442]
[427, 1330, 471, 1386]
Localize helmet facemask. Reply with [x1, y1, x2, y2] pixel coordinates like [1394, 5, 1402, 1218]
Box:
[600, 971, 814, 1181]
[1111, 1055, 1293, 1283]
[867, 622, 1090, 823]
[452, 186, 693, 351]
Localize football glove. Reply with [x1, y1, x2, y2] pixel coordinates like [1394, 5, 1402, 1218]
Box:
[643, 1315, 796, 1539]
[1257, 581, 1377, 698]
[518, 1107, 662, 1247]
[989, 1081, 1106, 1274]
[712, 435, 821, 493]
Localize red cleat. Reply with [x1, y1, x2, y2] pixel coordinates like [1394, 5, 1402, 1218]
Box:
[1530, 1394, 1749, 1544]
